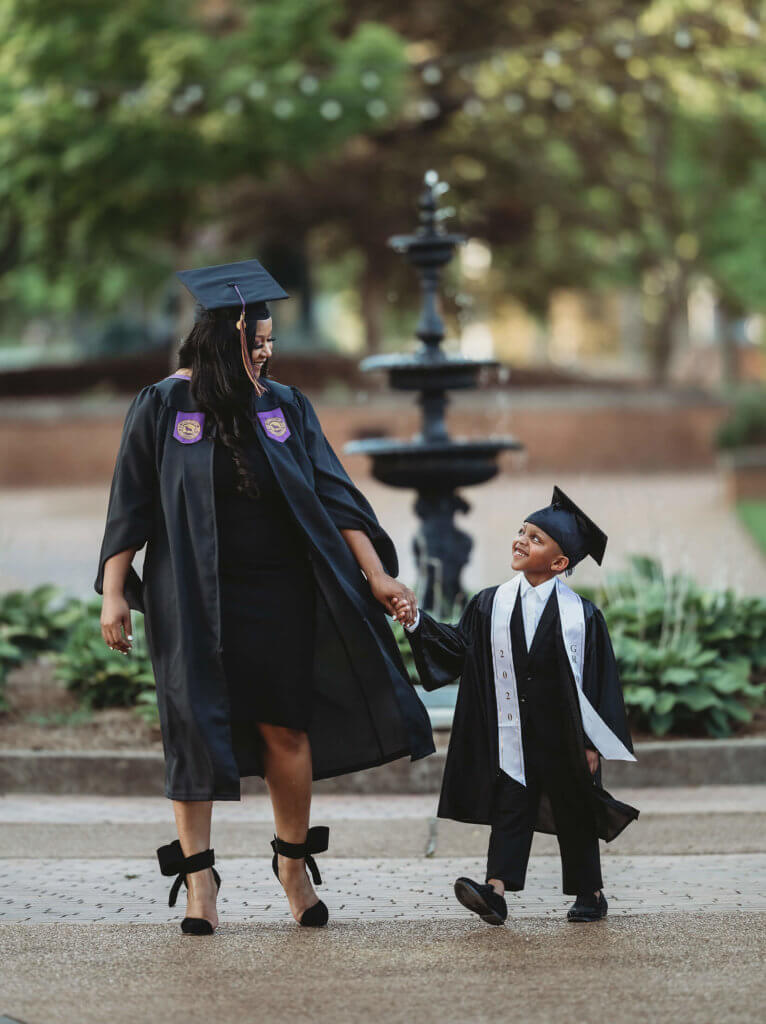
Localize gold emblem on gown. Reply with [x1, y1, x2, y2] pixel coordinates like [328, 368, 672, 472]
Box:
[176, 418, 202, 441]
[263, 416, 287, 437]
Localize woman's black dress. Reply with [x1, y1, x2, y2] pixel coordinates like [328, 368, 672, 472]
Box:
[214, 421, 315, 761]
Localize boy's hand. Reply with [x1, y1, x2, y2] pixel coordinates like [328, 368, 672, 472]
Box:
[586, 748, 600, 775]
[369, 574, 417, 625]
[391, 593, 417, 628]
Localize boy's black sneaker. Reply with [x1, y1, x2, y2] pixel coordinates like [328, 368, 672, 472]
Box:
[454, 876, 508, 926]
[567, 890, 608, 922]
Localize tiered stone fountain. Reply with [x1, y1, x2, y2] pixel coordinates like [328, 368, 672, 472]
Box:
[346, 171, 522, 615]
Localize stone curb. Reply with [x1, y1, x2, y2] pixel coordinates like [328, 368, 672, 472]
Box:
[1, 738, 764, 795]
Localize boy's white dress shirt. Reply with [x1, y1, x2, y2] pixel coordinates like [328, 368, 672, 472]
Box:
[404, 574, 557, 647]
[518, 574, 556, 650]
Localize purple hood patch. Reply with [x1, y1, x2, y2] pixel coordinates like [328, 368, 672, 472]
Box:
[173, 411, 205, 444]
[257, 407, 291, 443]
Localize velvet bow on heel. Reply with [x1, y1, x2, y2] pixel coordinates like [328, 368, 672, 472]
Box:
[271, 825, 330, 928]
[157, 839, 221, 935]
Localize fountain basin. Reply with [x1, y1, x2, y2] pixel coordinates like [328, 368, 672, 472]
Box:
[345, 437, 521, 490]
[360, 352, 498, 392]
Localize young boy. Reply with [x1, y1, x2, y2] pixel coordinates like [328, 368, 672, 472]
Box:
[394, 486, 639, 925]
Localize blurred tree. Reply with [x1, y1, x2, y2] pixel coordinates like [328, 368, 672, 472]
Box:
[2, 0, 766, 381]
[230, 1, 766, 376]
[0, 0, 407, 317]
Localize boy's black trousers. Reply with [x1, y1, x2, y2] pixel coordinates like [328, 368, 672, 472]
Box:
[485, 723, 603, 896]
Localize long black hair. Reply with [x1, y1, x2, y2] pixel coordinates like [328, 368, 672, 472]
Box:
[176, 306, 271, 498]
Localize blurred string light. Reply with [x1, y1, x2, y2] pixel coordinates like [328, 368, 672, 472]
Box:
[418, 99, 441, 119]
[320, 99, 343, 120]
[463, 97, 485, 117]
[299, 74, 319, 94]
[46, 8, 766, 132]
[553, 89, 573, 110]
[273, 98, 295, 119]
[366, 98, 388, 118]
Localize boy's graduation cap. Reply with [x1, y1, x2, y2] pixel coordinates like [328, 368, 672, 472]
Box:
[526, 485, 608, 568]
[176, 259, 289, 395]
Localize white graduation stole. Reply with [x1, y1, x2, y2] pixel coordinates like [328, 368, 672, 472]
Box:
[491, 575, 636, 787]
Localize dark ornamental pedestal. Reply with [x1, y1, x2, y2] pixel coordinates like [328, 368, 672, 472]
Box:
[345, 171, 522, 616]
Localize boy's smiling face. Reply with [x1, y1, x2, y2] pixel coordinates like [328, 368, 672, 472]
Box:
[511, 521, 570, 579]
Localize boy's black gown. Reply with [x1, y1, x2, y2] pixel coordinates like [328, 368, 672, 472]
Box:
[407, 583, 639, 892]
[95, 375, 434, 801]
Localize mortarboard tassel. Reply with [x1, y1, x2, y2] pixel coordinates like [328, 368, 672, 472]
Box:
[232, 283, 265, 397]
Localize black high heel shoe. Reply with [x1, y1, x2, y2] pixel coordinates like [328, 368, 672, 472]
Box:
[157, 839, 221, 935]
[271, 825, 330, 928]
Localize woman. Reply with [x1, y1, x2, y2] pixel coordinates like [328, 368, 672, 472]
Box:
[96, 259, 433, 933]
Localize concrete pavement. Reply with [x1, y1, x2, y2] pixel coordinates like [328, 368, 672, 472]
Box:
[1, 915, 764, 1024]
[1, 789, 764, 1023]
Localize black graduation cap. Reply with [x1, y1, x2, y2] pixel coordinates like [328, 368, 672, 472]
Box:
[176, 258, 289, 318]
[525, 485, 608, 568]
[176, 259, 289, 394]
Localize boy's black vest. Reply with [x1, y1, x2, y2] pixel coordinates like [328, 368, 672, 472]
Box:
[510, 589, 568, 748]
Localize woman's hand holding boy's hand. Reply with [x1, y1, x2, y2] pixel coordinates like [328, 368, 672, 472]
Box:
[368, 574, 417, 626]
[390, 593, 418, 628]
[586, 748, 600, 775]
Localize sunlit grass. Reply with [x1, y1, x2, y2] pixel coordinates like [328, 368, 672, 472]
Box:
[737, 500, 766, 556]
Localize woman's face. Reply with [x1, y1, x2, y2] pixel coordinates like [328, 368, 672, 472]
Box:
[251, 318, 273, 376]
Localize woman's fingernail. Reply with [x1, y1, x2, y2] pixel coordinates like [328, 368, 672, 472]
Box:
[127, 634, 133, 640]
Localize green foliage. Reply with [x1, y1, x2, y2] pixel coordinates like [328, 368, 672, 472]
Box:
[0, 583, 158, 719]
[134, 688, 160, 726]
[737, 501, 766, 556]
[580, 556, 766, 738]
[54, 605, 155, 709]
[4, 564, 763, 743]
[715, 389, 766, 450]
[3, 0, 766, 379]
[0, 0, 408, 314]
[0, 586, 87, 710]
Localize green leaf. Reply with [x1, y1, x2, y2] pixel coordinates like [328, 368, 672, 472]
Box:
[648, 710, 674, 736]
[675, 686, 721, 712]
[654, 691, 679, 715]
[660, 667, 698, 686]
[718, 698, 754, 724]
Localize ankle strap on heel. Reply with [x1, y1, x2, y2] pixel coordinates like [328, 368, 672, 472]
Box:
[270, 826, 329, 886]
[157, 839, 217, 907]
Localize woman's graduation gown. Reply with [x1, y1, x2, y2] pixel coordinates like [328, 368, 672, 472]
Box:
[408, 586, 639, 842]
[95, 375, 434, 800]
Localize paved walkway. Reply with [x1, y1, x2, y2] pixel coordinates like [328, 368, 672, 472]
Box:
[1, 790, 764, 1023]
[1, 915, 763, 1024]
[1, 854, 764, 924]
[1, 472, 764, 598]
[2, 787, 764, 821]
[0, 790, 764, 925]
